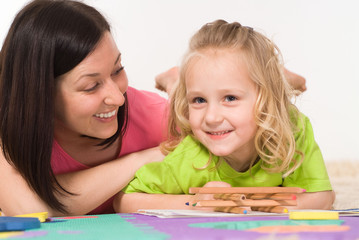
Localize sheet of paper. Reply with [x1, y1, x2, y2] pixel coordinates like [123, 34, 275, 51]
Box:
[137, 208, 359, 218]
[137, 209, 288, 218]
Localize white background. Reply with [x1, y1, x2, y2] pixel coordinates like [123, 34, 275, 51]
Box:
[1, 0, 358, 162]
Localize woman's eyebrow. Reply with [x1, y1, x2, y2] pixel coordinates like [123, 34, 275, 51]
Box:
[114, 53, 121, 65]
[76, 53, 122, 82]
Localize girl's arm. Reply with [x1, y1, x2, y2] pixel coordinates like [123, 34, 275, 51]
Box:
[114, 181, 231, 213]
[155, 66, 179, 95]
[154, 66, 306, 95]
[0, 147, 164, 217]
[114, 192, 196, 213]
[115, 190, 335, 213]
[293, 190, 335, 210]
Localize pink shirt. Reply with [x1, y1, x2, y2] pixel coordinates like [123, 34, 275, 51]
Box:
[51, 87, 168, 214]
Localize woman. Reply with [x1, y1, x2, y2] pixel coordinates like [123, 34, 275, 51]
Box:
[0, 0, 168, 217]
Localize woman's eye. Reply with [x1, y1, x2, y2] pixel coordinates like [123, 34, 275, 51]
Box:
[193, 97, 206, 104]
[225, 95, 237, 102]
[84, 83, 100, 92]
[112, 66, 124, 76]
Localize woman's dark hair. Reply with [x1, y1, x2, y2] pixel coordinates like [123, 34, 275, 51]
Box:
[0, 0, 128, 213]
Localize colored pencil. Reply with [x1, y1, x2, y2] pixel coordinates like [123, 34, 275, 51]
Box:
[214, 193, 246, 201]
[214, 193, 296, 201]
[189, 187, 306, 194]
[234, 199, 297, 206]
[245, 193, 296, 200]
[251, 206, 289, 213]
[195, 200, 238, 207]
[214, 206, 249, 214]
[194, 199, 296, 207]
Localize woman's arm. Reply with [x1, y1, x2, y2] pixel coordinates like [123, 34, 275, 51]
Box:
[0, 147, 164, 217]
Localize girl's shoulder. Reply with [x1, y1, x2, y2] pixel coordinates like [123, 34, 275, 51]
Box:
[165, 135, 216, 167]
[289, 107, 311, 134]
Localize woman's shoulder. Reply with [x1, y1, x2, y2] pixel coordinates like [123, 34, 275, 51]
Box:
[127, 86, 167, 105]
[125, 86, 168, 126]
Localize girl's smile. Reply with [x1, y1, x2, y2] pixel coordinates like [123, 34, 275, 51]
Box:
[206, 129, 233, 139]
[186, 48, 258, 164]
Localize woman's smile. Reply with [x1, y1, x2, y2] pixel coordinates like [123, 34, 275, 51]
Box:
[94, 109, 117, 119]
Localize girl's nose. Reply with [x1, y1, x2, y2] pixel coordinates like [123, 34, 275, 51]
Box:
[205, 104, 223, 124]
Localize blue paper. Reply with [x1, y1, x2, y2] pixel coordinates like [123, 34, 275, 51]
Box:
[0, 217, 40, 231]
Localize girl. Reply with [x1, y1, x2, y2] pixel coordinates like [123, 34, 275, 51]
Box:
[115, 20, 335, 212]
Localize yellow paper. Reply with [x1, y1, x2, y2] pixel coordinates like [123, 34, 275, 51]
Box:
[15, 212, 48, 222]
[289, 211, 339, 220]
[0, 232, 24, 239]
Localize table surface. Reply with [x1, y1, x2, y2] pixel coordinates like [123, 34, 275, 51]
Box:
[1, 213, 358, 239]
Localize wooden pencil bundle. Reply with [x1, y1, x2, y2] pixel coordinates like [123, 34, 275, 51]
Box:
[190, 187, 304, 214]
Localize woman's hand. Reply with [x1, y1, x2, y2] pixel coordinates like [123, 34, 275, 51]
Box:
[0, 146, 165, 217]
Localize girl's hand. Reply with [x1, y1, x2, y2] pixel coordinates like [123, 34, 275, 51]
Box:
[190, 181, 232, 210]
[155, 66, 179, 96]
[283, 68, 307, 93]
[195, 181, 231, 200]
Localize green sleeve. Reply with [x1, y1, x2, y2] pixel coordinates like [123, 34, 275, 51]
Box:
[283, 113, 332, 192]
[123, 160, 182, 194]
[123, 136, 219, 194]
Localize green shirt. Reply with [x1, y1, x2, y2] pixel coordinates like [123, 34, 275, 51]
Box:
[124, 113, 332, 194]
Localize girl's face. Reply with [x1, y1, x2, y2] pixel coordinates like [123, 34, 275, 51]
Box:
[55, 32, 128, 140]
[186, 49, 258, 161]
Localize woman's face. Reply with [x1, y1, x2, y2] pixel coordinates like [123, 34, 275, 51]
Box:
[55, 32, 128, 140]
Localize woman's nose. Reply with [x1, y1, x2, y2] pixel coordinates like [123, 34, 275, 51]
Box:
[103, 80, 125, 106]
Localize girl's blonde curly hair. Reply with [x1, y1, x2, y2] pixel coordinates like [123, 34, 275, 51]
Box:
[161, 19, 303, 177]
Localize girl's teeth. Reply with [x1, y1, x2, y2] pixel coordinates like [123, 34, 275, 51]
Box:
[211, 130, 230, 135]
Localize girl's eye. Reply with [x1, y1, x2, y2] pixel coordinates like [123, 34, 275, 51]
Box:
[224, 95, 237, 102]
[112, 66, 124, 76]
[84, 82, 100, 92]
[193, 97, 206, 104]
